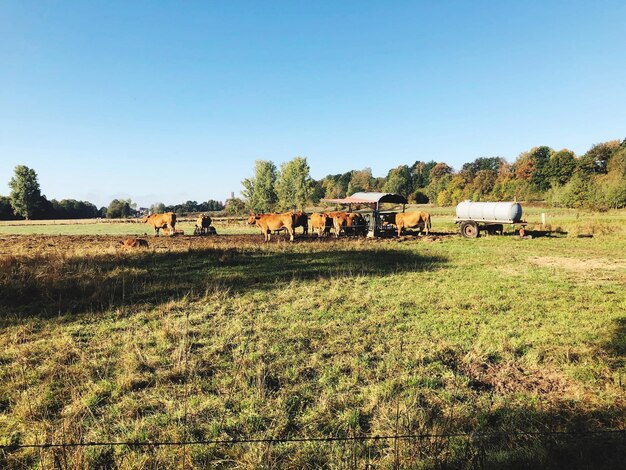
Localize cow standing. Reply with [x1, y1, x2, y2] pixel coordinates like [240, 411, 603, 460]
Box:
[142, 212, 177, 236]
[292, 211, 308, 236]
[384, 211, 431, 236]
[310, 213, 332, 237]
[326, 211, 350, 238]
[247, 213, 295, 242]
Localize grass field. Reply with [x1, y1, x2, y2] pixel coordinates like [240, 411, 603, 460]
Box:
[1, 208, 625, 468]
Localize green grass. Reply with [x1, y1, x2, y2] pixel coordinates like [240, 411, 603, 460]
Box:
[1, 211, 625, 468]
[0, 220, 255, 236]
[1, 204, 625, 237]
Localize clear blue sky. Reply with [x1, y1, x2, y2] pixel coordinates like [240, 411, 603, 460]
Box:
[1, 1, 625, 207]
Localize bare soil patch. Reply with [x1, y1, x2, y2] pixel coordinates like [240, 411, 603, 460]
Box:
[529, 256, 626, 272]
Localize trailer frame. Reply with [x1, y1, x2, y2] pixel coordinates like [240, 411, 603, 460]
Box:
[454, 217, 527, 238]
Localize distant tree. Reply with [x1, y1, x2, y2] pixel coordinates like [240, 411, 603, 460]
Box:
[430, 163, 453, 181]
[150, 202, 166, 214]
[49, 199, 99, 219]
[554, 174, 600, 208]
[514, 152, 534, 181]
[321, 177, 344, 199]
[411, 161, 437, 188]
[242, 160, 278, 212]
[198, 200, 224, 211]
[547, 149, 576, 186]
[600, 145, 626, 208]
[513, 146, 553, 191]
[575, 154, 598, 175]
[309, 179, 325, 203]
[275, 156, 313, 211]
[529, 146, 553, 191]
[460, 157, 502, 181]
[0, 196, 17, 220]
[410, 190, 429, 204]
[383, 165, 413, 197]
[371, 176, 387, 192]
[106, 199, 135, 218]
[347, 168, 374, 194]
[471, 169, 498, 198]
[225, 197, 246, 215]
[8, 165, 42, 220]
[584, 140, 620, 174]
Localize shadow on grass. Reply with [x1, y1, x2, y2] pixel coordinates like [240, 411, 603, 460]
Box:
[0, 246, 447, 317]
[605, 317, 626, 370]
[440, 404, 626, 470]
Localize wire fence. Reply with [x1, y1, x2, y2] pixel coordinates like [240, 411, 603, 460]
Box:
[3, 428, 625, 450]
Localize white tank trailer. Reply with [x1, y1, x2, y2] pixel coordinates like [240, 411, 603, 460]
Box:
[454, 200, 526, 238]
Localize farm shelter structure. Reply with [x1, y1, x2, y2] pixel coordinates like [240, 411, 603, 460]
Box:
[321, 192, 408, 237]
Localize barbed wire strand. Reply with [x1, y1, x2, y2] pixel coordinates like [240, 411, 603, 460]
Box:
[2, 429, 624, 450]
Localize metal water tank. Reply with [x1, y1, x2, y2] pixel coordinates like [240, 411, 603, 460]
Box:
[455, 201, 523, 223]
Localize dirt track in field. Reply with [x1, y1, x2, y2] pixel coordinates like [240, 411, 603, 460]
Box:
[0, 232, 453, 256]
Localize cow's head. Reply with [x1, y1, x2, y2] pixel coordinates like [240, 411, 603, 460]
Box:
[382, 213, 396, 224]
[247, 213, 259, 225]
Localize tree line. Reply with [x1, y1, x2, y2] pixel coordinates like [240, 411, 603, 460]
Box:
[0, 166, 225, 220]
[239, 139, 626, 213]
[3, 139, 624, 220]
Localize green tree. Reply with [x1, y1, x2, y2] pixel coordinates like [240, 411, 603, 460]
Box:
[584, 140, 620, 174]
[8, 165, 42, 219]
[423, 163, 454, 204]
[242, 160, 278, 212]
[309, 179, 325, 203]
[460, 157, 502, 181]
[150, 202, 166, 214]
[275, 156, 313, 211]
[383, 165, 413, 197]
[411, 161, 437, 188]
[106, 199, 135, 218]
[600, 146, 626, 208]
[471, 169, 497, 199]
[225, 197, 246, 215]
[321, 178, 344, 199]
[0, 196, 17, 220]
[347, 168, 374, 194]
[430, 162, 453, 181]
[552, 174, 600, 208]
[547, 149, 576, 186]
[528, 146, 554, 191]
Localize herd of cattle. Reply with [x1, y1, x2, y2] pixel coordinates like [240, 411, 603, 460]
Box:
[139, 210, 432, 242]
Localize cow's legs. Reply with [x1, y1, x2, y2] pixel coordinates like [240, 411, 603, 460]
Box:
[288, 227, 294, 242]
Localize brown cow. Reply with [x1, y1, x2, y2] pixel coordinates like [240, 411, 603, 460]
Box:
[310, 213, 331, 237]
[142, 212, 176, 236]
[346, 212, 367, 236]
[384, 211, 431, 236]
[120, 238, 149, 249]
[194, 214, 212, 235]
[247, 213, 294, 242]
[292, 211, 308, 235]
[326, 211, 350, 238]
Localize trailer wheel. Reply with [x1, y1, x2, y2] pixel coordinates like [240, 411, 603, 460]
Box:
[460, 221, 479, 238]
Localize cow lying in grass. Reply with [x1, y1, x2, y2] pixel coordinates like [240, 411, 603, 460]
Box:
[247, 213, 294, 242]
[120, 238, 149, 250]
[194, 214, 212, 235]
